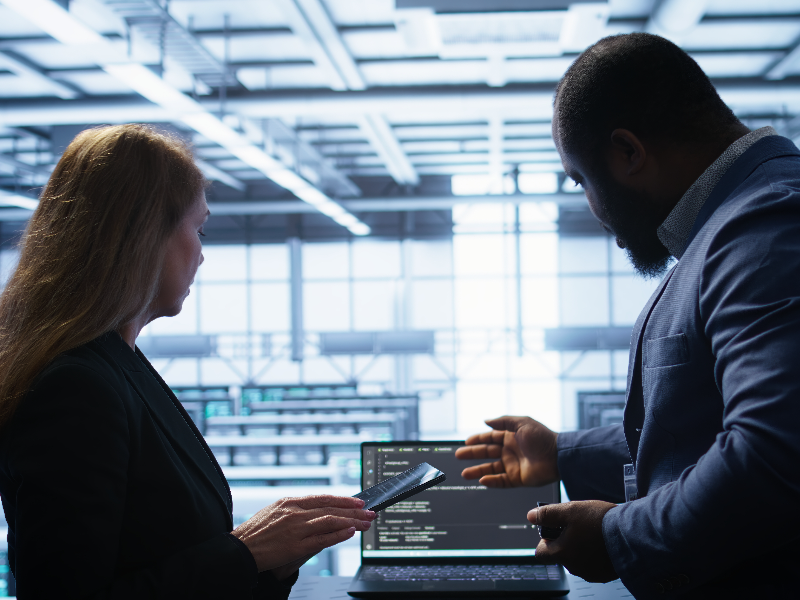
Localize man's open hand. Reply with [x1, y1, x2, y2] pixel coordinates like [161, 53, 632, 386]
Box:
[528, 500, 618, 583]
[454, 416, 559, 487]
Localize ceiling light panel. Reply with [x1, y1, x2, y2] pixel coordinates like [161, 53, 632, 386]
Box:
[680, 20, 800, 50]
[691, 52, 784, 78]
[1, 0, 105, 45]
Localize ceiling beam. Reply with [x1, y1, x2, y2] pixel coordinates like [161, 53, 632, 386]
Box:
[1, 83, 800, 127]
[204, 193, 586, 216]
[646, 0, 708, 43]
[283, 0, 419, 186]
[0, 49, 80, 99]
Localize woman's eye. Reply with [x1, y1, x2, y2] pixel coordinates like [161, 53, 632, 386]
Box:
[198, 230, 206, 237]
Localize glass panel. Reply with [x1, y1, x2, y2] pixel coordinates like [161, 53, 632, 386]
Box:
[352, 280, 395, 330]
[521, 277, 559, 328]
[456, 382, 508, 434]
[197, 245, 247, 282]
[613, 350, 631, 379]
[520, 233, 558, 275]
[251, 282, 291, 332]
[254, 358, 300, 385]
[352, 240, 401, 279]
[199, 283, 248, 333]
[519, 202, 558, 232]
[455, 278, 511, 329]
[304, 281, 351, 331]
[250, 244, 289, 280]
[158, 358, 199, 386]
[0, 249, 19, 287]
[610, 240, 636, 273]
[200, 358, 248, 385]
[508, 382, 562, 431]
[410, 240, 452, 277]
[304, 242, 350, 280]
[559, 237, 608, 274]
[411, 279, 454, 330]
[454, 234, 513, 277]
[302, 356, 350, 383]
[559, 277, 609, 326]
[611, 275, 661, 325]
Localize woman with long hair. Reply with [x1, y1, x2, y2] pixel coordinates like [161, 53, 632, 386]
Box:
[0, 124, 374, 598]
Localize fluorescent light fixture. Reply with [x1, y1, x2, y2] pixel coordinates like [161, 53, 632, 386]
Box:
[1, 0, 106, 45]
[0, 192, 39, 211]
[316, 201, 347, 218]
[293, 186, 329, 206]
[348, 223, 371, 236]
[333, 213, 359, 227]
[104, 63, 200, 114]
[267, 168, 311, 192]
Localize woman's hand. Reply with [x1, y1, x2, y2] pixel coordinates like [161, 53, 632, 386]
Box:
[231, 495, 375, 573]
[454, 415, 559, 487]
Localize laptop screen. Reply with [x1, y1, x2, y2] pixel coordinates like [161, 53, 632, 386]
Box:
[360, 442, 559, 559]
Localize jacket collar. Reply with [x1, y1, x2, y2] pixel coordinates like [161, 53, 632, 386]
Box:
[684, 135, 800, 251]
[91, 332, 233, 523]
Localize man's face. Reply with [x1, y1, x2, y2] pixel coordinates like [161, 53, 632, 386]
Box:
[554, 126, 672, 278]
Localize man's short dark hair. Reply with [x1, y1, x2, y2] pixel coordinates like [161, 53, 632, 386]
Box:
[554, 33, 740, 172]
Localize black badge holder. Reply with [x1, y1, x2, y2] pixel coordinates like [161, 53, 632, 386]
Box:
[536, 502, 563, 540]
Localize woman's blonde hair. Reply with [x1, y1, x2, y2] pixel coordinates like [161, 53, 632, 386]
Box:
[0, 124, 205, 430]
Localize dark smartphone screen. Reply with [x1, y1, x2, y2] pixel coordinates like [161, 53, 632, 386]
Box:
[354, 462, 446, 512]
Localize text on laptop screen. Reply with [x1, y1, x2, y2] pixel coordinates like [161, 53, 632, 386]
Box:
[361, 443, 558, 558]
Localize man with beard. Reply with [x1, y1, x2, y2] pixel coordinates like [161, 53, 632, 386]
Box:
[456, 33, 800, 598]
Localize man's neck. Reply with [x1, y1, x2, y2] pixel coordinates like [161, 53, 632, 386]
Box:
[652, 125, 751, 217]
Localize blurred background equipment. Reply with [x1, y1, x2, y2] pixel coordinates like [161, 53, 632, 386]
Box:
[0, 0, 797, 579]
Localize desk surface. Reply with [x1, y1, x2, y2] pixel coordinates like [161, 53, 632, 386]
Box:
[289, 574, 633, 600]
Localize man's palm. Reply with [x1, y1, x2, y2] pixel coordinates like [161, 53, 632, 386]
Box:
[455, 416, 559, 488]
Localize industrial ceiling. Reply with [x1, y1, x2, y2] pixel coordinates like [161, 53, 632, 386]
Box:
[1, 0, 800, 242]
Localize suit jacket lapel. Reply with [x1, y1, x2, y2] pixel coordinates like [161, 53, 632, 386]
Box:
[623, 267, 676, 464]
[94, 333, 233, 523]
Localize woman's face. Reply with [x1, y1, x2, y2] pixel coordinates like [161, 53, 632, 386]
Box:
[152, 193, 209, 320]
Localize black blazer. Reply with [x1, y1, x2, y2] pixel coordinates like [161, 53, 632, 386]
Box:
[0, 332, 295, 598]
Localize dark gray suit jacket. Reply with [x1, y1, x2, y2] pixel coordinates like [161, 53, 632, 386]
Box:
[558, 136, 800, 598]
[0, 332, 294, 598]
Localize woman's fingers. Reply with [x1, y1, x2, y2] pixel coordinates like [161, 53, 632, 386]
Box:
[306, 527, 358, 554]
[292, 494, 367, 510]
[300, 513, 373, 536]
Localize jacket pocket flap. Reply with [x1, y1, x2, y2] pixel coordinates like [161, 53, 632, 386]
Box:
[644, 333, 689, 368]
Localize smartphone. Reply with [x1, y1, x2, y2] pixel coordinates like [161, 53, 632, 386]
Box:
[354, 462, 446, 512]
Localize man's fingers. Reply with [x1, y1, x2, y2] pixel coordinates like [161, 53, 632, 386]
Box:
[461, 429, 507, 448]
[533, 539, 559, 564]
[460, 460, 505, 480]
[485, 416, 528, 433]
[527, 502, 569, 527]
[455, 443, 504, 461]
[477, 473, 513, 488]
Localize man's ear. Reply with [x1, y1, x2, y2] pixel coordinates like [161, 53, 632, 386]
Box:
[608, 129, 647, 178]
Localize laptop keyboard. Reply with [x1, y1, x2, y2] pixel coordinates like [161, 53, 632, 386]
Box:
[361, 565, 562, 581]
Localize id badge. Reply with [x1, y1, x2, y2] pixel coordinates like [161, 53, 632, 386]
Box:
[623, 463, 638, 502]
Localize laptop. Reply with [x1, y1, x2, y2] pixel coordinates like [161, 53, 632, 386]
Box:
[348, 441, 570, 597]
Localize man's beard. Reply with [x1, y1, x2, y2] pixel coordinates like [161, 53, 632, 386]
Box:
[596, 175, 672, 279]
